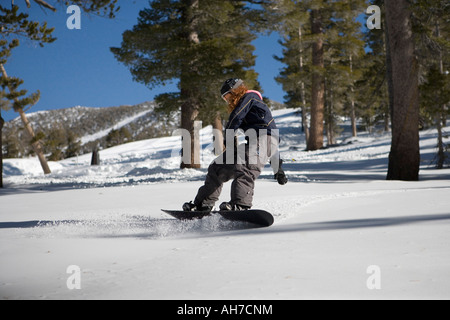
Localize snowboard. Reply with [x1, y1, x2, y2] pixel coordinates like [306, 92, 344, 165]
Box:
[161, 209, 274, 227]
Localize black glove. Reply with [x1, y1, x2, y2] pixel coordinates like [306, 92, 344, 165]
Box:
[274, 159, 288, 185]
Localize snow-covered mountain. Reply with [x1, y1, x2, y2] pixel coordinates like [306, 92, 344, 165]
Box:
[2, 102, 178, 156]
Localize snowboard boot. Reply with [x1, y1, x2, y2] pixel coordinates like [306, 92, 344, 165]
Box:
[219, 202, 250, 211]
[182, 201, 213, 212]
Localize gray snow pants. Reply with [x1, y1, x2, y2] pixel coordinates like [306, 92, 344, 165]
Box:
[194, 135, 278, 208]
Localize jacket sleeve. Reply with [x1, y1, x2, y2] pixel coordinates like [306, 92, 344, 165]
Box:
[225, 94, 254, 131]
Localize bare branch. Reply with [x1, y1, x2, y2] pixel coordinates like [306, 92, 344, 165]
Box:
[25, 0, 31, 9]
[32, 0, 56, 12]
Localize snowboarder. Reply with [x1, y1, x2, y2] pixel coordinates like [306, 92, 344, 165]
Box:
[183, 78, 287, 212]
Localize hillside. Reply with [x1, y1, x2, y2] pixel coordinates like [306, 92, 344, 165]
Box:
[2, 100, 285, 161]
[2, 103, 178, 159]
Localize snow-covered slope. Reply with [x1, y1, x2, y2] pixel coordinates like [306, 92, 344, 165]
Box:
[1, 109, 449, 300]
[2, 102, 177, 156]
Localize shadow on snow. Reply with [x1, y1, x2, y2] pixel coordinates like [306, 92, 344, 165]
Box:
[2, 212, 450, 239]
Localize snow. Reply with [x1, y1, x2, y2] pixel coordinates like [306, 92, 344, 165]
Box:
[1, 109, 450, 300]
[80, 108, 154, 144]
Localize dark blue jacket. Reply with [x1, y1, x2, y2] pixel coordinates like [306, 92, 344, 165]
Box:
[225, 90, 277, 136]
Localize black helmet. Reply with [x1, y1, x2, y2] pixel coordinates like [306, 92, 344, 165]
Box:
[220, 78, 243, 97]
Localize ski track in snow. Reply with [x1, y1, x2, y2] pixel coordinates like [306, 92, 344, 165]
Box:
[17, 212, 259, 240]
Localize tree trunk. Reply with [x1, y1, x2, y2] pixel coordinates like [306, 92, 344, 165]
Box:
[307, 9, 325, 151]
[382, 31, 391, 133]
[325, 84, 336, 146]
[384, 109, 390, 132]
[436, 116, 444, 169]
[180, 92, 201, 169]
[384, 22, 394, 126]
[0, 112, 4, 188]
[180, 0, 201, 169]
[17, 108, 51, 174]
[385, 0, 420, 181]
[299, 25, 310, 143]
[213, 112, 224, 155]
[436, 21, 446, 169]
[0, 63, 51, 175]
[349, 55, 357, 137]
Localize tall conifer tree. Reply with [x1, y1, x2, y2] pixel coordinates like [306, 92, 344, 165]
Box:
[0, 1, 120, 180]
[413, 0, 450, 169]
[359, 0, 391, 133]
[271, 0, 365, 149]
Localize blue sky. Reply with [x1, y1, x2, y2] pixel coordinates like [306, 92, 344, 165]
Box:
[1, 1, 285, 122]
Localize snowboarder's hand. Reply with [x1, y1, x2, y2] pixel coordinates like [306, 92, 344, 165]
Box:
[274, 159, 288, 185]
[275, 170, 288, 185]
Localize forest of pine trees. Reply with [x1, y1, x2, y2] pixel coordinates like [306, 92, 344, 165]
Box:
[1, 0, 449, 185]
[111, 0, 448, 177]
[270, 0, 448, 179]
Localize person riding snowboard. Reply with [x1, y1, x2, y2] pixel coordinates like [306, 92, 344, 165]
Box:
[183, 78, 287, 212]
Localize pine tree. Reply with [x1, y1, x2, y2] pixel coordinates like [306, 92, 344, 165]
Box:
[0, 5, 54, 175]
[271, 0, 365, 149]
[412, 0, 450, 169]
[327, 1, 365, 139]
[0, 63, 51, 173]
[3, 125, 24, 159]
[274, 20, 311, 143]
[111, 0, 263, 169]
[307, 5, 325, 150]
[420, 67, 450, 168]
[359, 0, 390, 133]
[65, 130, 81, 159]
[106, 127, 132, 148]
[0, 1, 120, 182]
